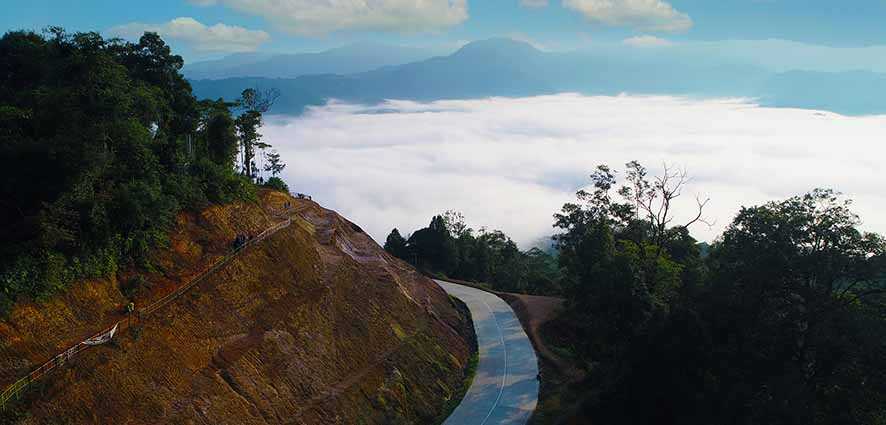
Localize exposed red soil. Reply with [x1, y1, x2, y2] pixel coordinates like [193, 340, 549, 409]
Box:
[0, 191, 474, 424]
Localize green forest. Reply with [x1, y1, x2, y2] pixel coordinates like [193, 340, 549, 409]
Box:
[0, 29, 285, 314]
[386, 162, 886, 424]
[384, 211, 562, 295]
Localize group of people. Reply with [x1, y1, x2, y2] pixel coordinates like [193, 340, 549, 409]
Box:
[232, 198, 301, 249]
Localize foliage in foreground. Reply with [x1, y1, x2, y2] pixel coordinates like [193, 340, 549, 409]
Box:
[0, 28, 281, 314]
[551, 163, 886, 425]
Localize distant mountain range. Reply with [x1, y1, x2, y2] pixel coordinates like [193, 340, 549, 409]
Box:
[183, 42, 446, 80]
[189, 38, 886, 116]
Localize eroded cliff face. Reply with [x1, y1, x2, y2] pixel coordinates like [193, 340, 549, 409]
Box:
[0, 191, 473, 424]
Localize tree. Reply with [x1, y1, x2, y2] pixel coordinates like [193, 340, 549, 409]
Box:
[548, 162, 711, 422]
[235, 87, 279, 180]
[523, 247, 562, 294]
[235, 109, 262, 179]
[408, 215, 457, 273]
[0, 29, 255, 314]
[205, 111, 238, 166]
[556, 187, 886, 425]
[443, 210, 471, 238]
[264, 149, 285, 177]
[384, 229, 409, 260]
[703, 189, 886, 424]
[238, 87, 280, 114]
[386, 211, 563, 294]
[554, 162, 708, 309]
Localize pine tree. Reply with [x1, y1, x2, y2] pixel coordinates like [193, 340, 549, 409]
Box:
[264, 150, 286, 176]
[384, 228, 409, 260]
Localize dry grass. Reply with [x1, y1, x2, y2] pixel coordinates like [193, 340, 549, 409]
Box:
[0, 191, 473, 424]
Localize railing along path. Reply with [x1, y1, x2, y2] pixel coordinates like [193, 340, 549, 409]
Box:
[0, 209, 293, 410]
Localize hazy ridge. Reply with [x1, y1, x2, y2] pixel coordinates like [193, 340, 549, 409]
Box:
[189, 38, 886, 116]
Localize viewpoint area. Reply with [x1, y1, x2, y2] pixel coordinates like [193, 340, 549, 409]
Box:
[1, 1, 884, 424]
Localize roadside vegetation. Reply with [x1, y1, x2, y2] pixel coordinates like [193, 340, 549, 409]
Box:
[384, 211, 563, 295]
[387, 161, 886, 424]
[0, 28, 287, 315]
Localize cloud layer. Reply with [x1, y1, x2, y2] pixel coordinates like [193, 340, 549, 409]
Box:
[191, 0, 468, 36]
[109, 17, 269, 52]
[564, 0, 692, 32]
[263, 94, 885, 247]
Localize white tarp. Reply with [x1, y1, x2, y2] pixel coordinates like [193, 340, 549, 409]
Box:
[83, 323, 118, 346]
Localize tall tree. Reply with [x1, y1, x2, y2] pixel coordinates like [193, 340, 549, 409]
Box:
[236, 87, 278, 180]
[384, 228, 409, 260]
[235, 109, 262, 179]
[264, 149, 285, 177]
[408, 215, 456, 273]
[204, 108, 238, 167]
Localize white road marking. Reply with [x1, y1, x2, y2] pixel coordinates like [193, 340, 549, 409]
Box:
[480, 295, 508, 425]
[438, 280, 538, 424]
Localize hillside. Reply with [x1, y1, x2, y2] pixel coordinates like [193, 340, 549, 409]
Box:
[0, 190, 474, 424]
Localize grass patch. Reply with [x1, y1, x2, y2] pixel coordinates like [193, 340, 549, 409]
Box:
[390, 322, 407, 340]
[433, 350, 479, 424]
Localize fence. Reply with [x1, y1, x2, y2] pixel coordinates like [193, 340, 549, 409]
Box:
[0, 211, 292, 410]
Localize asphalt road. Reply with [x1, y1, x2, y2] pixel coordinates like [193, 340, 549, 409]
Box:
[437, 280, 539, 424]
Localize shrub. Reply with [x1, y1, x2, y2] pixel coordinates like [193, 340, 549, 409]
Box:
[121, 275, 150, 299]
[263, 177, 290, 193]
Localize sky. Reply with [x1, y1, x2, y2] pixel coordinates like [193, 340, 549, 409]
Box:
[5, 1, 886, 62]
[264, 94, 884, 247]
[4, 2, 885, 245]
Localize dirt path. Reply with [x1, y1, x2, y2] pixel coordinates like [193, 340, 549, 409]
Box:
[496, 293, 584, 382]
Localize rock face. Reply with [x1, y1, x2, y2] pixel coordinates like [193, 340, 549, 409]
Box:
[0, 191, 473, 424]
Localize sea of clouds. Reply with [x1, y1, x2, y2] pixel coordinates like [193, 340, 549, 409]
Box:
[263, 93, 884, 247]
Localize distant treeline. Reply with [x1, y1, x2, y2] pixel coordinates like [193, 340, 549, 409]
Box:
[390, 161, 886, 424]
[0, 29, 285, 313]
[384, 212, 562, 295]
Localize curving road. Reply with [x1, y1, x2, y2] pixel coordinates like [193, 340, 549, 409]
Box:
[437, 280, 539, 424]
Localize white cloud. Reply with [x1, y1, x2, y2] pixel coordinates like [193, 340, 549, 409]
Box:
[563, 0, 692, 32]
[191, 0, 468, 36]
[623, 34, 674, 47]
[262, 94, 886, 248]
[109, 17, 269, 52]
[521, 0, 549, 7]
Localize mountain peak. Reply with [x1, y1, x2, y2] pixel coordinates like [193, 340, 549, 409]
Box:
[453, 38, 542, 58]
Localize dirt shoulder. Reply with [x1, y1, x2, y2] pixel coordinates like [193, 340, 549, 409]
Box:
[433, 278, 581, 381]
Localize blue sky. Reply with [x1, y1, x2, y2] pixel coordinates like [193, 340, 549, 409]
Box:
[4, 0, 886, 62]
